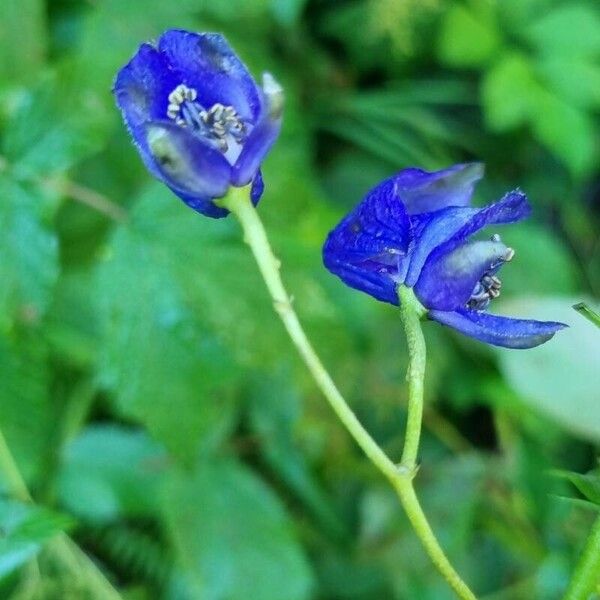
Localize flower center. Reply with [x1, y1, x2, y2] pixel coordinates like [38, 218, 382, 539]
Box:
[466, 234, 514, 311]
[166, 84, 248, 154]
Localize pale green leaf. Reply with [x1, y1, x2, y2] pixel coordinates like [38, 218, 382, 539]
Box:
[58, 425, 169, 524]
[497, 297, 600, 442]
[162, 460, 314, 600]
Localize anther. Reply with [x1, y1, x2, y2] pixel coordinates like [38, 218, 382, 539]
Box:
[468, 262, 505, 310]
[504, 247, 515, 262]
[167, 104, 180, 119]
[165, 84, 248, 156]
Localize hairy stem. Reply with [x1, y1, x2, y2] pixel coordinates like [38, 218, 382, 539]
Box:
[562, 514, 600, 600]
[219, 187, 477, 600]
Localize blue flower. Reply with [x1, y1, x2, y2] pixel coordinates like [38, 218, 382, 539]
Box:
[323, 163, 567, 348]
[113, 30, 283, 218]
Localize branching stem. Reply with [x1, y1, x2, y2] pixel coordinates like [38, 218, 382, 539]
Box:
[219, 186, 477, 600]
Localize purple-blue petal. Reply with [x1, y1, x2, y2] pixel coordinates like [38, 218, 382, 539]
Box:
[170, 190, 230, 218]
[231, 109, 282, 186]
[405, 189, 530, 286]
[414, 240, 510, 311]
[395, 162, 484, 215]
[250, 170, 264, 206]
[113, 43, 179, 131]
[328, 178, 411, 261]
[231, 74, 283, 186]
[144, 121, 231, 201]
[158, 30, 261, 122]
[322, 177, 411, 305]
[429, 308, 567, 349]
[322, 255, 399, 305]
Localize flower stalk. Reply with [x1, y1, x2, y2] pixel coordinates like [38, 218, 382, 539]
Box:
[219, 186, 477, 600]
[398, 285, 427, 471]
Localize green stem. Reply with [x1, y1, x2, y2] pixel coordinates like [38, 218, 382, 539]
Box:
[563, 514, 600, 600]
[0, 429, 122, 600]
[398, 285, 427, 471]
[219, 187, 477, 600]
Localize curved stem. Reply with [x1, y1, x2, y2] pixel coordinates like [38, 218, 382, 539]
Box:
[393, 481, 475, 599]
[562, 514, 600, 600]
[219, 187, 477, 600]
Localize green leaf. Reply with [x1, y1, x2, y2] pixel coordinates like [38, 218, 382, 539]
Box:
[249, 375, 347, 540]
[162, 459, 314, 600]
[482, 54, 598, 176]
[527, 4, 600, 58]
[57, 425, 169, 524]
[316, 81, 475, 174]
[482, 53, 539, 131]
[2, 73, 109, 178]
[554, 469, 600, 507]
[0, 0, 46, 83]
[538, 58, 600, 109]
[498, 0, 556, 31]
[0, 177, 58, 331]
[497, 297, 600, 442]
[0, 333, 53, 484]
[531, 90, 597, 178]
[437, 4, 501, 67]
[0, 500, 71, 579]
[95, 168, 353, 461]
[44, 268, 99, 368]
[95, 197, 239, 461]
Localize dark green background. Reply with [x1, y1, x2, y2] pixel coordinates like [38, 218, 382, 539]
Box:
[0, 0, 599, 598]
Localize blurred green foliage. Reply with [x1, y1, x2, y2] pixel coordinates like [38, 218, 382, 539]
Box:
[0, 0, 599, 598]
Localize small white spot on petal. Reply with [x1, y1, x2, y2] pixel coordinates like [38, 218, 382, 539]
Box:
[262, 72, 284, 118]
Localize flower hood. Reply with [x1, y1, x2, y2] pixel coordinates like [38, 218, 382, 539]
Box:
[323, 163, 566, 349]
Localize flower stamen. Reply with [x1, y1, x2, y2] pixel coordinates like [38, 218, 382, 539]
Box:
[466, 235, 514, 310]
[166, 83, 247, 153]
